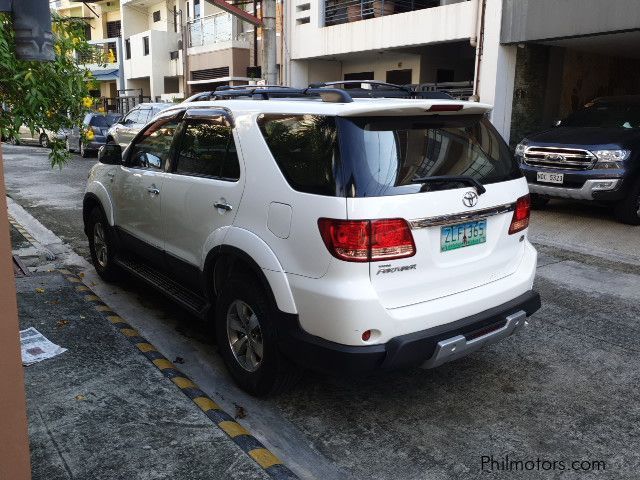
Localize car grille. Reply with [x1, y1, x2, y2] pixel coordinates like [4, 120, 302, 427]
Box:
[523, 146, 596, 170]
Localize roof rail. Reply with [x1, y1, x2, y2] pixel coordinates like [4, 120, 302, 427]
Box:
[309, 80, 453, 100]
[210, 86, 354, 103]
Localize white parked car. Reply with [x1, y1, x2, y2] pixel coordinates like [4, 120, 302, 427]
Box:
[106, 102, 171, 148]
[83, 86, 540, 396]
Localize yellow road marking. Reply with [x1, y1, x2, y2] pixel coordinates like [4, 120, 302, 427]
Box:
[84, 295, 100, 302]
[67, 277, 81, 283]
[193, 396, 220, 412]
[120, 328, 139, 337]
[136, 342, 156, 352]
[172, 377, 197, 389]
[75, 285, 90, 292]
[219, 421, 249, 438]
[107, 315, 125, 324]
[248, 448, 281, 469]
[58, 269, 72, 275]
[95, 305, 112, 312]
[152, 358, 175, 370]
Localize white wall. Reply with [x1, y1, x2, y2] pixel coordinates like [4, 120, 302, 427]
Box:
[292, 1, 475, 60]
[476, 0, 517, 142]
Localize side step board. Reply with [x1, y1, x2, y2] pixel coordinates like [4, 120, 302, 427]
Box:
[115, 256, 209, 318]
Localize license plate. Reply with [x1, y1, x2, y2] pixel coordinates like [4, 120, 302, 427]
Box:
[537, 171, 564, 184]
[441, 220, 487, 252]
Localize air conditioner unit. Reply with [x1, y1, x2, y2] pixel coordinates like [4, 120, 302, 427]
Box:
[170, 50, 179, 60]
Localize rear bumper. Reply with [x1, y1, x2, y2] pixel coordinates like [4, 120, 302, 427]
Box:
[278, 290, 541, 374]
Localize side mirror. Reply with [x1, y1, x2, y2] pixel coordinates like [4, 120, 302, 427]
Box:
[98, 143, 122, 165]
[553, 119, 562, 127]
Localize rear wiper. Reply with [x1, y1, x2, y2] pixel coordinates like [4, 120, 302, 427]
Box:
[414, 175, 486, 195]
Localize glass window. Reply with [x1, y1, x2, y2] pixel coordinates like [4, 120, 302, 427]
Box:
[128, 118, 180, 170]
[124, 109, 140, 125]
[257, 114, 339, 196]
[194, 0, 201, 19]
[336, 115, 522, 197]
[89, 115, 109, 127]
[153, 10, 161, 22]
[125, 38, 131, 59]
[137, 109, 151, 125]
[143, 36, 150, 56]
[175, 118, 240, 180]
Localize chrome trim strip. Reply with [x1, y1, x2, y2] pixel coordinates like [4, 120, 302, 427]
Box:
[409, 202, 516, 229]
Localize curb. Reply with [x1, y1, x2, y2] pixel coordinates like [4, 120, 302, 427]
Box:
[8, 213, 56, 261]
[57, 269, 299, 480]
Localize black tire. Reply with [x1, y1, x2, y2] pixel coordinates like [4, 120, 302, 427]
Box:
[87, 207, 121, 282]
[215, 274, 300, 397]
[530, 193, 550, 209]
[39, 133, 50, 148]
[614, 181, 640, 225]
[10, 137, 19, 145]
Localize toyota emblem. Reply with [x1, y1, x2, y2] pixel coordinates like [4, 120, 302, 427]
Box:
[462, 191, 479, 208]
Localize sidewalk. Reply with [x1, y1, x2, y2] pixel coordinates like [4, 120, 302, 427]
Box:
[8, 216, 297, 480]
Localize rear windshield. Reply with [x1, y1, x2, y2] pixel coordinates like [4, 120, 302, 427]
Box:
[89, 115, 110, 127]
[258, 114, 520, 197]
[563, 104, 640, 129]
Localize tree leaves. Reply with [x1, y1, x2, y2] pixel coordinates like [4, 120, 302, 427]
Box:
[0, 12, 100, 168]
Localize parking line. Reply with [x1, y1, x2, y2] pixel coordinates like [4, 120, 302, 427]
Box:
[59, 269, 298, 480]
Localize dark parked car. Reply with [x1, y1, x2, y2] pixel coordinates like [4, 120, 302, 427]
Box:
[517, 96, 640, 224]
[65, 112, 119, 158]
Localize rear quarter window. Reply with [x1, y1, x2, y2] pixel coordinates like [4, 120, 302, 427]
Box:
[257, 114, 341, 196]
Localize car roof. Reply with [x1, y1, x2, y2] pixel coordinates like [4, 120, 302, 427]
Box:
[173, 98, 492, 117]
[136, 102, 172, 109]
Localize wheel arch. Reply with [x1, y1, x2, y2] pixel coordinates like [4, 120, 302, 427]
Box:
[203, 236, 297, 315]
[83, 188, 114, 235]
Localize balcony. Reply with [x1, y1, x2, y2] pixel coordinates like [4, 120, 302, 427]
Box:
[187, 12, 250, 54]
[325, 0, 468, 26]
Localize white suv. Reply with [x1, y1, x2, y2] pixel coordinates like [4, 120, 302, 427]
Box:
[83, 85, 540, 396]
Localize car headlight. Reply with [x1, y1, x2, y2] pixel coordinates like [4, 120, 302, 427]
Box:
[515, 140, 528, 158]
[592, 149, 630, 169]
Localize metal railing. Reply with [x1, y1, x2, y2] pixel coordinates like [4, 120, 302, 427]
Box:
[324, 0, 466, 26]
[187, 12, 234, 47]
[76, 41, 117, 64]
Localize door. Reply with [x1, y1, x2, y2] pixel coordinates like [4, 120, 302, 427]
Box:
[386, 69, 412, 85]
[161, 110, 245, 288]
[112, 116, 181, 266]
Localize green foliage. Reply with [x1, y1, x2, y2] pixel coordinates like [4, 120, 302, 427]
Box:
[0, 12, 101, 167]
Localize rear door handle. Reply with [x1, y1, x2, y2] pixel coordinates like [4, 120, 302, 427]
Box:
[147, 187, 160, 195]
[214, 202, 233, 211]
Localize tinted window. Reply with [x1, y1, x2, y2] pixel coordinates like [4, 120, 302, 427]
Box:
[175, 118, 240, 180]
[563, 104, 640, 129]
[258, 114, 339, 196]
[89, 115, 109, 127]
[128, 118, 180, 170]
[337, 115, 521, 197]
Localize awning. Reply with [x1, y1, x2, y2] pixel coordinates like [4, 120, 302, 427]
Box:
[89, 68, 120, 82]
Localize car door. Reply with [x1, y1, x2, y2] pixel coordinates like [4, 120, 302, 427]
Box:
[111, 115, 181, 267]
[161, 109, 245, 291]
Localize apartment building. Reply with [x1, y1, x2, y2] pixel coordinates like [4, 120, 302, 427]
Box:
[284, 0, 516, 139]
[52, 0, 124, 105]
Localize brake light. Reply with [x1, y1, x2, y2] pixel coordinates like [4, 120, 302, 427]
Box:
[428, 104, 464, 112]
[318, 218, 416, 262]
[509, 195, 531, 234]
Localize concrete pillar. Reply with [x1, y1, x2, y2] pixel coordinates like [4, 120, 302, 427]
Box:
[476, 0, 517, 143]
[262, 0, 278, 84]
[0, 145, 32, 480]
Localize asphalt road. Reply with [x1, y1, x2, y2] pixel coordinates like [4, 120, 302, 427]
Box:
[4, 143, 640, 479]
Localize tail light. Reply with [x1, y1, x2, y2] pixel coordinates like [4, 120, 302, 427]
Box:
[318, 218, 415, 262]
[509, 195, 531, 234]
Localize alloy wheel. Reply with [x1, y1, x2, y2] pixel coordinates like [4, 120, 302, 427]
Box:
[226, 300, 264, 372]
[93, 222, 108, 268]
